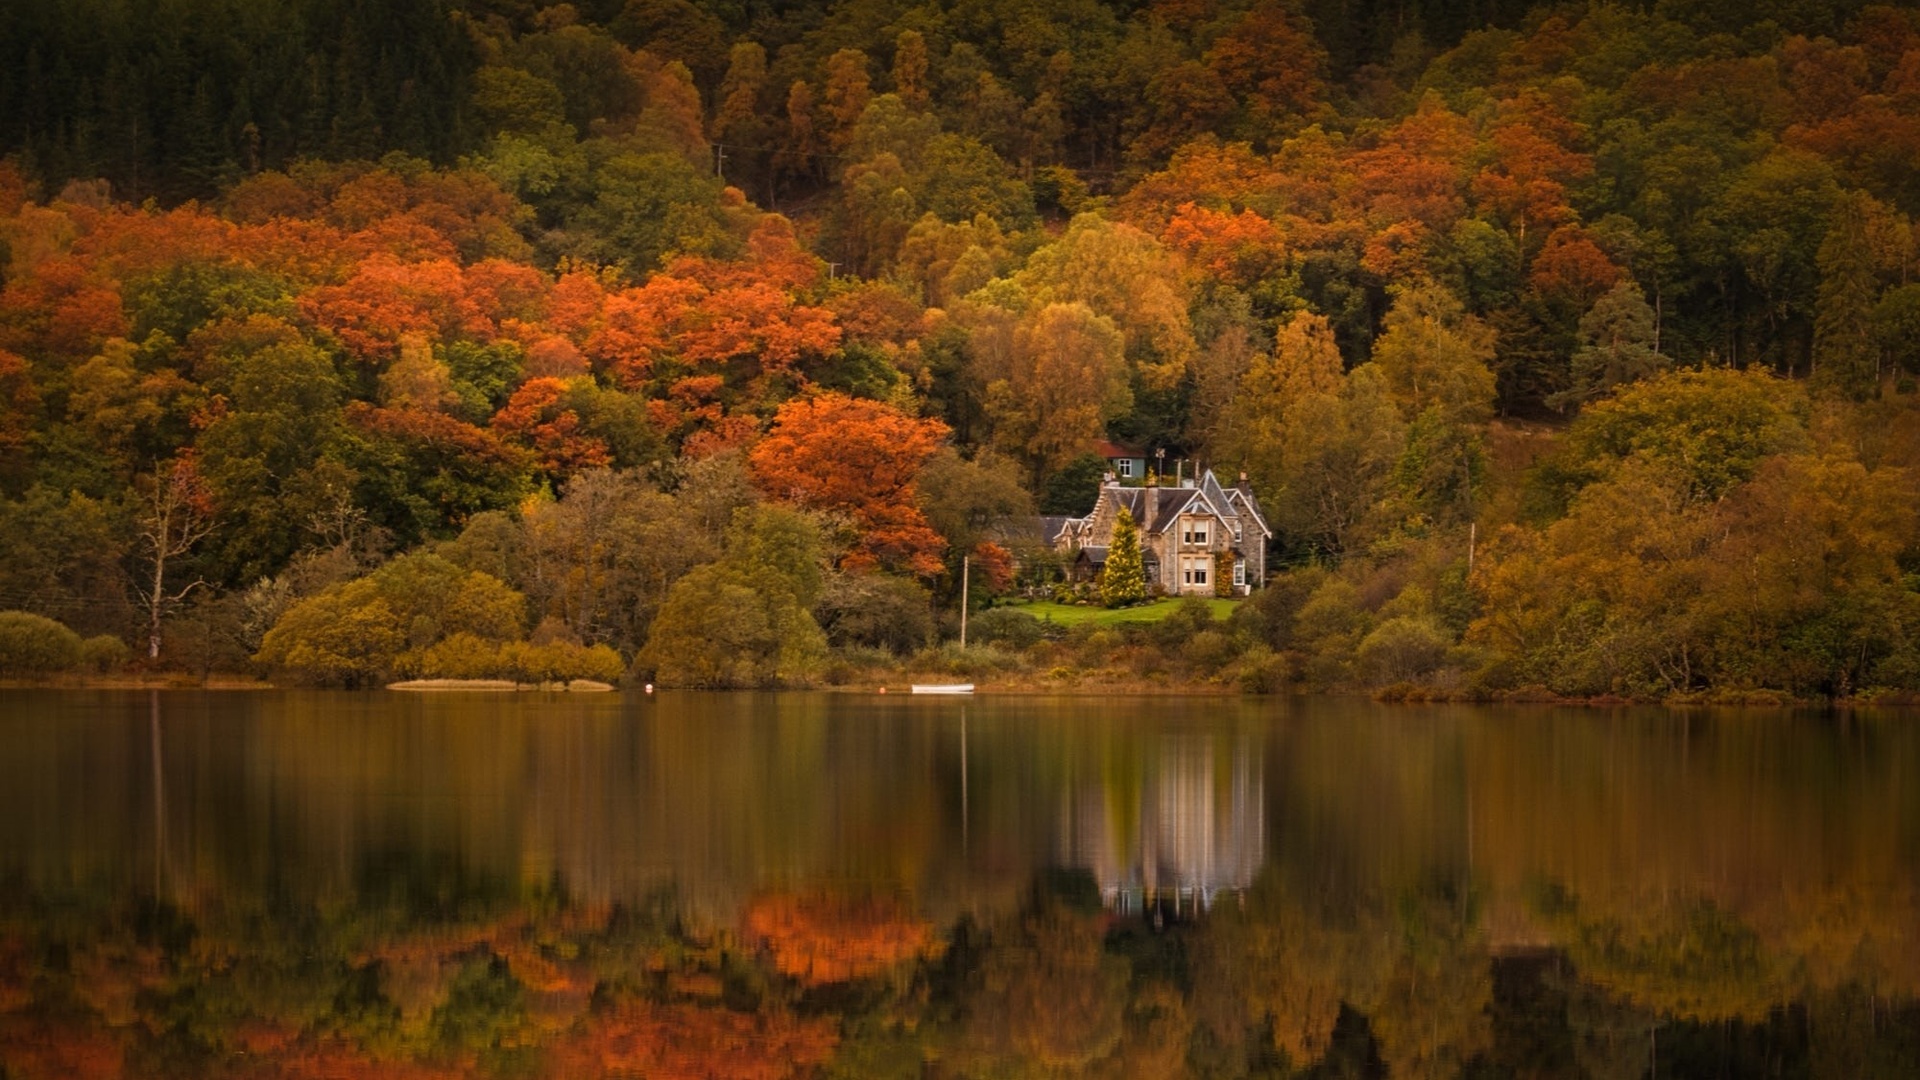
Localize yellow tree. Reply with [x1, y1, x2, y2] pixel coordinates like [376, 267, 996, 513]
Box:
[1369, 280, 1498, 425]
[984, 301, 1131, 481]
[1016, 214, 1196, 389]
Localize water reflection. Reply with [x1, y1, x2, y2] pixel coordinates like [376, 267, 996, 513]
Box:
[0, 690, 1915, 1077]
[1061, 733, 1265, 918]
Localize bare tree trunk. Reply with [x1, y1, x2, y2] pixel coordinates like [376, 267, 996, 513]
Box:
[138, 457, 216, 661]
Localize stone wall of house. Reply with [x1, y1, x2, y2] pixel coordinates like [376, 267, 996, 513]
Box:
[1061, 479, 1267, 596]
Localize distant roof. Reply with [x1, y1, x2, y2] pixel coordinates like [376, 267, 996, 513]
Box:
[1093, 439, 1145, 459]
[1037, 515, 1076, 545]
[1076, 545, 1109, 565]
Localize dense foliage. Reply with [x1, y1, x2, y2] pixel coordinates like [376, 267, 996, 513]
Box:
[6, 0, 1920, 695]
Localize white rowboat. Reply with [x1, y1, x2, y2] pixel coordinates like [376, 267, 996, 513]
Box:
[911, 683, 974, 695]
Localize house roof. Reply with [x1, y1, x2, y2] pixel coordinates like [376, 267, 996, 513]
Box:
[1037, 515, 1076, 545]
[1227, 483, 1272, 538]
[1093, 439, 1145, 460]
[1075, 545, 1109, 566]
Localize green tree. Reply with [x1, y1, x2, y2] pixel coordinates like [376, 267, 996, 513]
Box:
[255, 553, 527, 686]
[196, 337, 349, 585]
[1811, 191, 1882, 400]
[1872, 283, 1920, 375]
[1101, 505, 1147, 608]
[566, 149, 734, 275]
[0, 611, 84, 675]
[1550, 280, 1666, 412]
[636, 505, 827, 687]
[1039, 452, 1108, 516]
[1532, 368, 1809, 517]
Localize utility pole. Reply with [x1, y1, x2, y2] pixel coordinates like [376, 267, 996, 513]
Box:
[959, 554, 970, 648]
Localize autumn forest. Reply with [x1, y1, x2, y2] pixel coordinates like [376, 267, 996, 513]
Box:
[6, 0, 1920, 697]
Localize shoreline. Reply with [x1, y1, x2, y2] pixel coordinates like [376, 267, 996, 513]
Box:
[4, 674, 1912, 708]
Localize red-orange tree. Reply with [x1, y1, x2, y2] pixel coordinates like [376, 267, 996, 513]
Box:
[748, 393, 950, 576]
[742, 892, 938, 987]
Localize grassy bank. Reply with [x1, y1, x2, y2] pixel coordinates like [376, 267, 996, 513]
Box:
[995, 598, 1240, 628]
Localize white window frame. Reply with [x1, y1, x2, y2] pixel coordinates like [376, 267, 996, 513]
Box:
[1116, 458, 1133, 478]
[1233, 561, 1246, 587]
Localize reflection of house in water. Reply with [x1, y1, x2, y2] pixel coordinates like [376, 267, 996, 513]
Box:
[1060, 736, 1265, 919]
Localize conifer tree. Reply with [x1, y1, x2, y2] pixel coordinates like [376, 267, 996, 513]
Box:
[1101, 505, 1147, 608]
[1811, 192, 1881, 401]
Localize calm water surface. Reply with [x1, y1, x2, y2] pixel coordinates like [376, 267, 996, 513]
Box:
[0, 690, 1915, 1077]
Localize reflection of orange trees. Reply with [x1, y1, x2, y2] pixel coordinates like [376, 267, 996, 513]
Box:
[742, 893, 937, 987]
[242, 1045, 468, 1080]
[0, 1014, 127, 1080]
[547, 999, 837, 1080]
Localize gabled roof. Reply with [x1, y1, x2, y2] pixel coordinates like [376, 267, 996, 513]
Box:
[1037, 515, 1076, 545]
[1226, 484, 1272, 538]
[1075, 545, 1109, 566]
[1200, 470, 1234, 520]
[1096, 481, 1240, 536]
[1147, 485, 1230, 535]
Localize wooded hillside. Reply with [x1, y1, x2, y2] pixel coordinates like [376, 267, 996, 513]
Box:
[5, 0, 1920, 697]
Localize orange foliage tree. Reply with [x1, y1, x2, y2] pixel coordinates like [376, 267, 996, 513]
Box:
[547, 999, 838, 1080]
[749, 393, 950, 576]
[742, 892, 939, 986]
[491, 377, 613, 479]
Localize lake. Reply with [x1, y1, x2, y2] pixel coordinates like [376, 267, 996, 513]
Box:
[0, 689, 1915, 1077]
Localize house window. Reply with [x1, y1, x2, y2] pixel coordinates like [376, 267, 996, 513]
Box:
[1181, 557, 1209, 587]
[1233, 561, 1246, 587]
[1116, 459, 1133, 478]
[1182, 519, 1210, 546]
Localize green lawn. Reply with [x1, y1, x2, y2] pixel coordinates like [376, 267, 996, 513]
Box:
[997, 597, 1240, 627]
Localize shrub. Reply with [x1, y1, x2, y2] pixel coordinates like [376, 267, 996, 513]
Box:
[1356, 616, 1452, 685]
[499, 640, 625, 683]
[968, 607, 1046, 649]
[0, 611, 84, 675]
[815, 574, 934, 654]
[256, 554, 528, 686]
[1074, 628, 1123, 668]
[823, 646, 895, 686]
[1232, 565, 1328, 649]
[915, 643, 1030, 678]
[636, 566, 825, 688]
[1183, 629, 1241, 672]
[1236, 646, 1290, 693]
[1152, 597, 1217, 648]
[80, 634, 131, 675]
[404, 632, 506, 680]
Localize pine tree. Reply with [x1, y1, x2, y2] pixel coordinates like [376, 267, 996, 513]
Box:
[1811, 192, 1881, 401]
[1101, 505, 1147, 608]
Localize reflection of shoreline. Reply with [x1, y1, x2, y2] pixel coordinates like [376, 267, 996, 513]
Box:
[1061, 734, 1265, 918]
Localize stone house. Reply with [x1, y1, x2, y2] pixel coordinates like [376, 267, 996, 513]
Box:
[1048, 468, 1270, 596]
